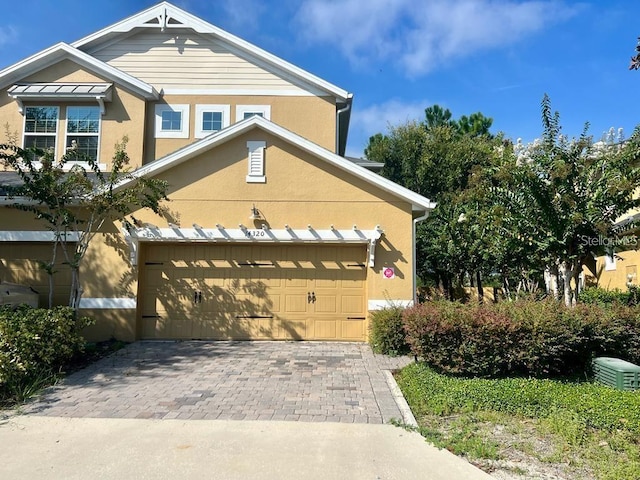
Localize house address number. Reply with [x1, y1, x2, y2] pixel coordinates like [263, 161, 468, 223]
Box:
[245, 229, 267, 238]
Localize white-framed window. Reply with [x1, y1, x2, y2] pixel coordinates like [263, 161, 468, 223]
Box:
[236, 105, 271, 122]
[65, 106, 101, 161]
[195, 104, 230, 138]
[23, 106, 58, 152]
[605, 252, 617, 271]
[246, 140, 266, 183]
[155, 104, 190, 138]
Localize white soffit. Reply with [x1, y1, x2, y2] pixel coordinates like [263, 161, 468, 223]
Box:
[71, 2, 350, 103]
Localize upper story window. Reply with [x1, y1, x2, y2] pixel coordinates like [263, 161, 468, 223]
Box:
[195, 105, 230, 138]
[155, 104, 190, 138]
[23, 106, 58, 151]
[66, 106, 100, 161]
[236, 105, 271, 122]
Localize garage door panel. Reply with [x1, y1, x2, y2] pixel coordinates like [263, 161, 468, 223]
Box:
[140, 244, 367, 340]
[314, 320, 337, 339]
[341, 295, 364, 313]
[285, 294, 307, 313]
[341, 319, 366, 340]
[315, 295, 337, 313]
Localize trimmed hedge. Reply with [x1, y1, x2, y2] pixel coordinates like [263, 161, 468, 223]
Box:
[402, 299, 640, 378]
[0, 306, 92, 400]
[368, 307, 410, 356]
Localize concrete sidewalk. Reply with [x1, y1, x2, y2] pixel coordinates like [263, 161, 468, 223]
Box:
[0, 416, 494, 480]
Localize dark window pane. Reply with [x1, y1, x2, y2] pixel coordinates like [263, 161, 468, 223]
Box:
[202, 111, 222, 131]
[161, 110, 182, 131]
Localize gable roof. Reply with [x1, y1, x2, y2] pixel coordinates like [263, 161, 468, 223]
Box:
[116, 115, 435, 214]
[0, 43, 158, 99]
[71, 2, 351, 103]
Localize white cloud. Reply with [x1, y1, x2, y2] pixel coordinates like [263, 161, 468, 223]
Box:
[295, 0, 580, 76]
[347, 98, 430, 157]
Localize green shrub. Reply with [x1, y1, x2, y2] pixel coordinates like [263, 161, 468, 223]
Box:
[402, 299, 640, 378]
[368, 307, 410, 355]
[0, 306, 93, 402]
[579, 286, 640, 307]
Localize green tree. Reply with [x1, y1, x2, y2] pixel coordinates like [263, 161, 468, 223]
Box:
[0, 138, 168, 309]
[366, 105, 502, 299]
[501, 95, 640, 305]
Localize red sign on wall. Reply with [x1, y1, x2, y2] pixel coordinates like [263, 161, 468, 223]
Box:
[382, 267, 395, 279]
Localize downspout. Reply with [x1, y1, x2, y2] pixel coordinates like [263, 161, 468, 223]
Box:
[412, 211, 430, 305]
[335, 95, 353, 155]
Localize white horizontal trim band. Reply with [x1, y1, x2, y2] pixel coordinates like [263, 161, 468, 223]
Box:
[368, 299, 413, 310]
[127, 226, 383, 243]
[78, 297, 137, 309]
[161, 88, 316, 97]
[0, 231, 80, 242]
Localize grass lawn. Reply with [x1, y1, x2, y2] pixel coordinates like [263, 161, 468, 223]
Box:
[396, 363, 640, 480]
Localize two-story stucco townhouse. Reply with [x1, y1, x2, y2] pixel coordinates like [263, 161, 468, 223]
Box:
[0, 2, 435, 342]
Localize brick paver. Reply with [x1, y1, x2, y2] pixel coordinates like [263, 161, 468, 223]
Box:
[22, 341, 412, 423]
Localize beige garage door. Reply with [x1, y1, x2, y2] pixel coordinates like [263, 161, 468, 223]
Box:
[0, 242, 73, 307]
[139, 243, 367, 341]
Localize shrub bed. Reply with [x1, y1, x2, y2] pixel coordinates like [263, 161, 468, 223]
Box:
[0, 306, 92, 402]
[368, 307, 410, 356]
[402, 299, 640, 378]
[396, 362, 640, 434]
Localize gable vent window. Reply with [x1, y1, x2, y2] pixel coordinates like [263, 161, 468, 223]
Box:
[246, 141, 266, 183]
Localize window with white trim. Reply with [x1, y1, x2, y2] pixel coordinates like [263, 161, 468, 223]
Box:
[236, 105, 271, 122]
[605, 252, 617, 271]
[23, 106, 58, 152]
[155, 104, 190, 138]
[66, 106, 100, 161]
[195, 104, 230, 138]
[246, 140, 266, 183]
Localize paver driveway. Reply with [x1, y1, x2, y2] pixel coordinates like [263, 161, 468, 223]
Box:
[23, 341, 412, 424]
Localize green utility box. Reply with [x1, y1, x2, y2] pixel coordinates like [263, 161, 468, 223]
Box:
[593, 357, 640, 391]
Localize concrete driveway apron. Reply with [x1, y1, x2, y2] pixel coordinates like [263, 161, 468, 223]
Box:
[22, 341, 412, 423]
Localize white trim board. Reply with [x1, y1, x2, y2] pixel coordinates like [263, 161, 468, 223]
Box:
[368, 300, 414, 310]
[123, 225, 383, 267]
[0, 231, 80, 242]
[79, 297, 137, 309]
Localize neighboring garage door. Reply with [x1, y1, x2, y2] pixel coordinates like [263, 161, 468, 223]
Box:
[0, 242, 74, 307]
[139, 243, 367, 341]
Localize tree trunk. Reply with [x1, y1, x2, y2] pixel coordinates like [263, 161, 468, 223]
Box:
[502, 274, 512, 301]
[476, 271, 484, 303]
[69, 268, 81, 311]
[560, 261, 575, 307]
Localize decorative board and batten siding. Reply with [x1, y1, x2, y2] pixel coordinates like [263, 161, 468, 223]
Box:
[90, 30, 322, 95]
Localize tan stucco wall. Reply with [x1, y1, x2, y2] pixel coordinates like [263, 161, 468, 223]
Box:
[3, 127, 416, 342]
[146, 95, 336, 162]
[0, 59, 147, 169]
[131, 129, 415, 304]
[585, 250, 640, 290]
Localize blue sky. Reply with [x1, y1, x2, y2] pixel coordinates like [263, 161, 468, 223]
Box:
[0, 0, 638, 157]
